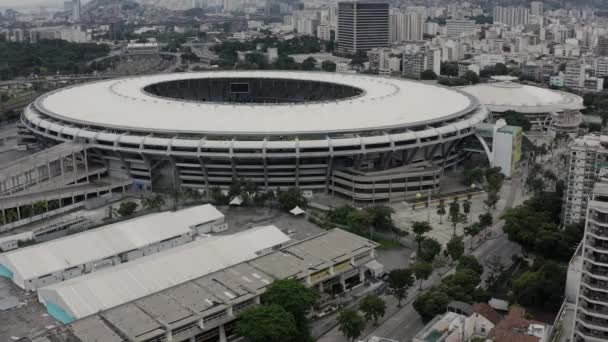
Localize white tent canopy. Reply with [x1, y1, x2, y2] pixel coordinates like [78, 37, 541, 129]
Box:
[290, 206, 305, 216]
[229, 196, 243, 206]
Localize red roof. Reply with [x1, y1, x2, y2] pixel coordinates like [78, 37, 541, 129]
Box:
[489, 306, 543, 342]
[472, 303, 502, 325]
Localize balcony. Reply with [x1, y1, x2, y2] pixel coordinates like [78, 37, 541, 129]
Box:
[588, 238, 608, 252]
[588, 226, 608, 239]
[577, 315, 608, 332]
[587, 252, 608, 265]
[582, 289, 608, 304]
[583, 278, 608, 293]
[579, 301, 608, 319]
[576, 324, 608, 341]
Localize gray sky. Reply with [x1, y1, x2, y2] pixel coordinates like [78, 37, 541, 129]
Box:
[1, 0, 89, 10]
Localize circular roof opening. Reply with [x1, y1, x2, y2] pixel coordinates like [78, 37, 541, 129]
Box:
[143, 77, 364, 104]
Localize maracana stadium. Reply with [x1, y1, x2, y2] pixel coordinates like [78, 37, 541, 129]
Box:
[22, 71, 489, 201]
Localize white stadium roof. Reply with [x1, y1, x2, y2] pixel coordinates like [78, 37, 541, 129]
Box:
[35, 71, 476, 135]
[0, 204, 223, 287]
[37, 225, 290, 320]
[460, 81, 584, 114]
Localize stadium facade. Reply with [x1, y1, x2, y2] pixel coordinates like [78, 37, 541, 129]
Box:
[22, 71, 488, 201]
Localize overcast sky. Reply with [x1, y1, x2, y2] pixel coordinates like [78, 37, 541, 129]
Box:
[1, 0, 89, 10]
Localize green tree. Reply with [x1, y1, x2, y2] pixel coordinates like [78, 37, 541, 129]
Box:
[262, 279, 318, 341]
[420, 69, 437, 80]
[413, 262, 433, 290]
[484, 256, 505, 292]
[436, 199, 446, 224]
[448, 198, 465, 236]
[117, 201, 137, 217]
[464, 223, 482, 250]
[413, 288, 451, 321]
[419, 237, 442, 263]
[366, 205, 395, 232]
[511, 260, 565, 310]
[359, 295, 386, 325]
[349, 50, 368, 67]
[346, 209, 372, 236]
[301, 57, 317, 70]
[462, 198, 472, 223]
[277, 187, 309, 212]
[478, 212, 493, 239]
[387, 268, 415, 306]
[321, 60, 336, 72]
[411, 221, 432, 252]
[337, 309, 366, 342]
[463, 70, 480, 84]
[236, 305, 297, 342]
[503, 111, 532, 131]
[446, 235, 465, 263]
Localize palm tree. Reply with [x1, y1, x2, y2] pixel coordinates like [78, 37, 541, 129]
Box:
[462, 198, 471, 223]
[5, 209, 17, 223]
[436, 199, 446, 224]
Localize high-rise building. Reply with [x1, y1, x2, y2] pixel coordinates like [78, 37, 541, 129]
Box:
[389, 11, 424, 42]
[445, 19, 476, 39]
[564, 62, 586, 90]
[337, 0, 389, 54]
[596, 57, 608, 78]
[317, 24, 331, 41]
[563, 135, 608, 225]
[72, 0, 81, 22]
[402, 52, 426, 79]
[531, 1, 544, 16]
[493, 6, 530, 27]
[402, 48, 440, 79]
[63, 1, 72, 12]
[571, 173, 608, 342]
[598, 35, 608, 57]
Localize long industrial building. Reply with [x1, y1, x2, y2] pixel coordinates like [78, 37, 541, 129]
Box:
[0, 204, 225, 291]
[21, 71, 489, 202]
[37, 225, 290, 323]
[26, 228, 379, 342]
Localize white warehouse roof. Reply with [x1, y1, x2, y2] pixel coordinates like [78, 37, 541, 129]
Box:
[37, 225, 290, 321]
[35, 71, 476, 135]
[460, 81, 584, 114]
[0, 204, 224, 288]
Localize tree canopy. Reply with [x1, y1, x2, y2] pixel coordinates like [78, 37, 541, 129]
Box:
[0, 40, 110, 80]
[277, 187, 309, 212]
[502, 111, 532, 131]
[359, 295, 386, 324]
[387, 268, 415, 306]
[236, 305, 297, 342]
[337, 309, 366, 342]
[413, 255, 484, 321]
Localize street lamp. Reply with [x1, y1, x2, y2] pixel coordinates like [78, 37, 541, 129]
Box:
[416, 189, 431, 222]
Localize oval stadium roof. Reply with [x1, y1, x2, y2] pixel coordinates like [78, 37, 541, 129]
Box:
[460, 81, 584, 114]
[35, 71, 477, 135]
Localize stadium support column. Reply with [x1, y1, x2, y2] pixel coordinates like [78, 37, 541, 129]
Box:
[219, 324, 227, 342]
[295, 138, 300, 187]
[197, 157, 210, 197]
[325, 137, 333, 194]
[84, 149, 89, 183]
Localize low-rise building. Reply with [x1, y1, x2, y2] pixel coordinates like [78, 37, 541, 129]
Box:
[0, 204, 225, 291]
[27, 228, 380, 342]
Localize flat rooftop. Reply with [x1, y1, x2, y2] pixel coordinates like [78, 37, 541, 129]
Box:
[29, 228, 377, 342]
